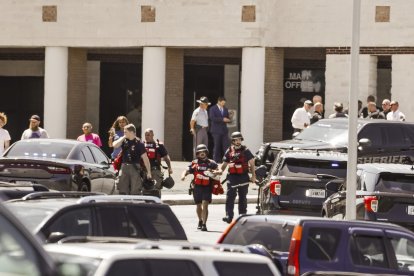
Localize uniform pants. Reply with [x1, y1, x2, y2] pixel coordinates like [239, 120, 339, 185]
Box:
[212, 133, 229, 163]
[196, 128, 208, 147]
[118, 163, 143, 195]
[142, 168, 163, 198]
[225, 174, 249, 219]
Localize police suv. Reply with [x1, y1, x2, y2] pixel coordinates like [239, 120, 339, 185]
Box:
[256, 118, 414, 170]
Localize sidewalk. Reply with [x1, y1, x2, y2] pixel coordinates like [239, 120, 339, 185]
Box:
[161, 161, 259, 205]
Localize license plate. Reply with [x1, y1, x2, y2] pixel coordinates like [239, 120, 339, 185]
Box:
[306, 189, 325, 198]
[407, 206, 414, 215]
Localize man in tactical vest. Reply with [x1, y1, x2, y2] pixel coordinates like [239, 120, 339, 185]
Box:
[219, 132, 256, 223]
[181, 144, 218, 232]
[142, 128, 173, 198]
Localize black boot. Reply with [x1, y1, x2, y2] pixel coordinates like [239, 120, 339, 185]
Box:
[201, 224, 207, 231]
[197, 220, 203, 230]
[222, 216, 233, 224]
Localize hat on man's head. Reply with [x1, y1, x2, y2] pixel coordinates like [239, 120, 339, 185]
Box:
[304, 100, 313, 105]
[30, 115, 41, 122]
[196, 96, 211, 105]
[334, 102, 343, 108]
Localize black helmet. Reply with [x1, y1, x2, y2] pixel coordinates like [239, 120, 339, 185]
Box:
[231, 131, 244, 141]
[161, 176, 175, 189]
[196, 144, 209, 154]
[143, 178, 155, 190]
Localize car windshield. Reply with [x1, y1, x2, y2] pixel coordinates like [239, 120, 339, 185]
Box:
[278, 158, 347, 178]
[221, 219, 294, 252]
[5, 141, 74, 159]
[295, 120, 359, 145]
[376, 173, 414, 193]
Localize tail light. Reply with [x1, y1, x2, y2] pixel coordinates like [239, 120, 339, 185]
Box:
[46, 166, 71, 174]
[269, 180, 281, 195]
[287, 225, 303, 276]
[217, 220, 237, 244]
[364, 196, 378, 213]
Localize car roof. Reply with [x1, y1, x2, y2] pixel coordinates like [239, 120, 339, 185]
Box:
[14, 138, 83, 146]
[238, 214, 412, 231]
[357, 163, 414, 174]
[313, 118, 414, 126]
[280, 150, 348, 161]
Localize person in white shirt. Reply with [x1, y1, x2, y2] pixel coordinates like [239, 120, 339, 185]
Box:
[386, 101, 406, 121]
[0, 113, 11, 156]
[21, 115, 49, 140]
[291, 100, 313, 134]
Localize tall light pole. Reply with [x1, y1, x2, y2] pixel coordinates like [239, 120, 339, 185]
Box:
[345, 0, 361, 220]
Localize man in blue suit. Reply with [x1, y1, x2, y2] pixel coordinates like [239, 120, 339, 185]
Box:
[209, 96, 231, 163]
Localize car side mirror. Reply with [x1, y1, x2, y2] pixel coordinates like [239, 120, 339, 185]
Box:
[325, 180, 342, 193]
[100, 161, 110, 168]
[358, 138, 372, 151]
[47, 232, 66, 243]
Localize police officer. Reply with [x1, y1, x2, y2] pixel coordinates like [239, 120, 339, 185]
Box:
[142, 128, 173, 198]
[181, 144, 218, 232]
[219, 132, 256, 223]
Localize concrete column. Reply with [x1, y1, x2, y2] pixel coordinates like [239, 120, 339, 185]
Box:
[142, 47, 166, 139]
[44, 47, 68, 138]
[224, 65, 240, 136]
[391, 55, 414, 122]
[86, 61, 101, 132]
[240, 47, 265, 153]
[325, 54, 377, 117]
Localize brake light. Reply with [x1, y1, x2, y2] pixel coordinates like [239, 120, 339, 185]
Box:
[287, 225, 302, 276]
[46, 166, 71, 174]
[269, 180, 281, 195]
[364, 196, 378, 213]
[217, 219, 237, 244]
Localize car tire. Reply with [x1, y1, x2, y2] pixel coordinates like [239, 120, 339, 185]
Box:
[78, 181, 90, 192]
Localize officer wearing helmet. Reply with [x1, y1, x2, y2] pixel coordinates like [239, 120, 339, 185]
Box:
[181, 144, 218, 232]
[218, 131, 256, 223]
[142, 128, 173, 198]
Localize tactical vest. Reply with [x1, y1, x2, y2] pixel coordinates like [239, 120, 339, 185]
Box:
[228, 146, 249, 175]
[191, 159, 211, 186]
[144, 141, 162, 167]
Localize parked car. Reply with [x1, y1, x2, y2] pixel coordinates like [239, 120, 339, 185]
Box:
[5, 192, 187, 243]
[0, 202, 57, 275]
[259, 150, 347, 215]
[45, 240, 281, 276]
[218, 215, 414, 275]
[0, 138, 116, 193]
[256, 119, 414, 171]
[323, 163, 414, 231]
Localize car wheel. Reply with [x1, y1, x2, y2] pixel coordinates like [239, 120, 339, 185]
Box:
[78, 181, 90, 192]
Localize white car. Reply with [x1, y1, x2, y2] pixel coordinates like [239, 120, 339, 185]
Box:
[45, 240, 281, 276]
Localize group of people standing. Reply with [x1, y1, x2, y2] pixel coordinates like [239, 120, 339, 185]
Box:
[183, 96, 256, 231]
[291, 94, 407, 135]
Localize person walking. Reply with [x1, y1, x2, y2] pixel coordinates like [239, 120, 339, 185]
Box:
[112, 124, 152, 195]
[291, 100, 312, 134]
[209, 96, 231, 163]
[190, 96, 210, 151]
[387, 101, 406, 121]
[181, 144, 217, 232]
[219, 132, 256, 224]
[108, 116, 129, 159]
[21, 115, 49, 140]
[0, 113, 11, 156]
[142, 128, 173, 198]
[310, 102, 324, 124]
[77, 122, 102, 147]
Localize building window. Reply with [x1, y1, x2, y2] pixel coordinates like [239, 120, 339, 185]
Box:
[141, 6, 156, 22]
[242, 5, 255, 22]
[42, 5, 57, 22]
[375, 6, 390, 23]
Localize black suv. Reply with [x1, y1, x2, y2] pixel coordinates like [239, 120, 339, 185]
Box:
[256, 119, 414, 170]
[5, 192, 187, 243]
[219, 215, 414, 275]
[259, 150, 347, 216]
[323, 163, 414, 231]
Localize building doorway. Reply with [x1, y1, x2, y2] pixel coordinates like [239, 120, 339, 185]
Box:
[99, 62, 142, 156]
[0, 77, 44, 144]
[183, 65, 224, 161]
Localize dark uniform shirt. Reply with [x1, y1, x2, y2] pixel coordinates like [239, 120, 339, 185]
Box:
[121, 138, 146, 164]
[310, 111, 323, 124]
[144, 141, 168, 167]
[223, 146, 254, 184]
[188, 158, 218, 174]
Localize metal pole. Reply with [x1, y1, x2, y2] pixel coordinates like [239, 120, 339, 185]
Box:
[345, 0, 361, 220]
